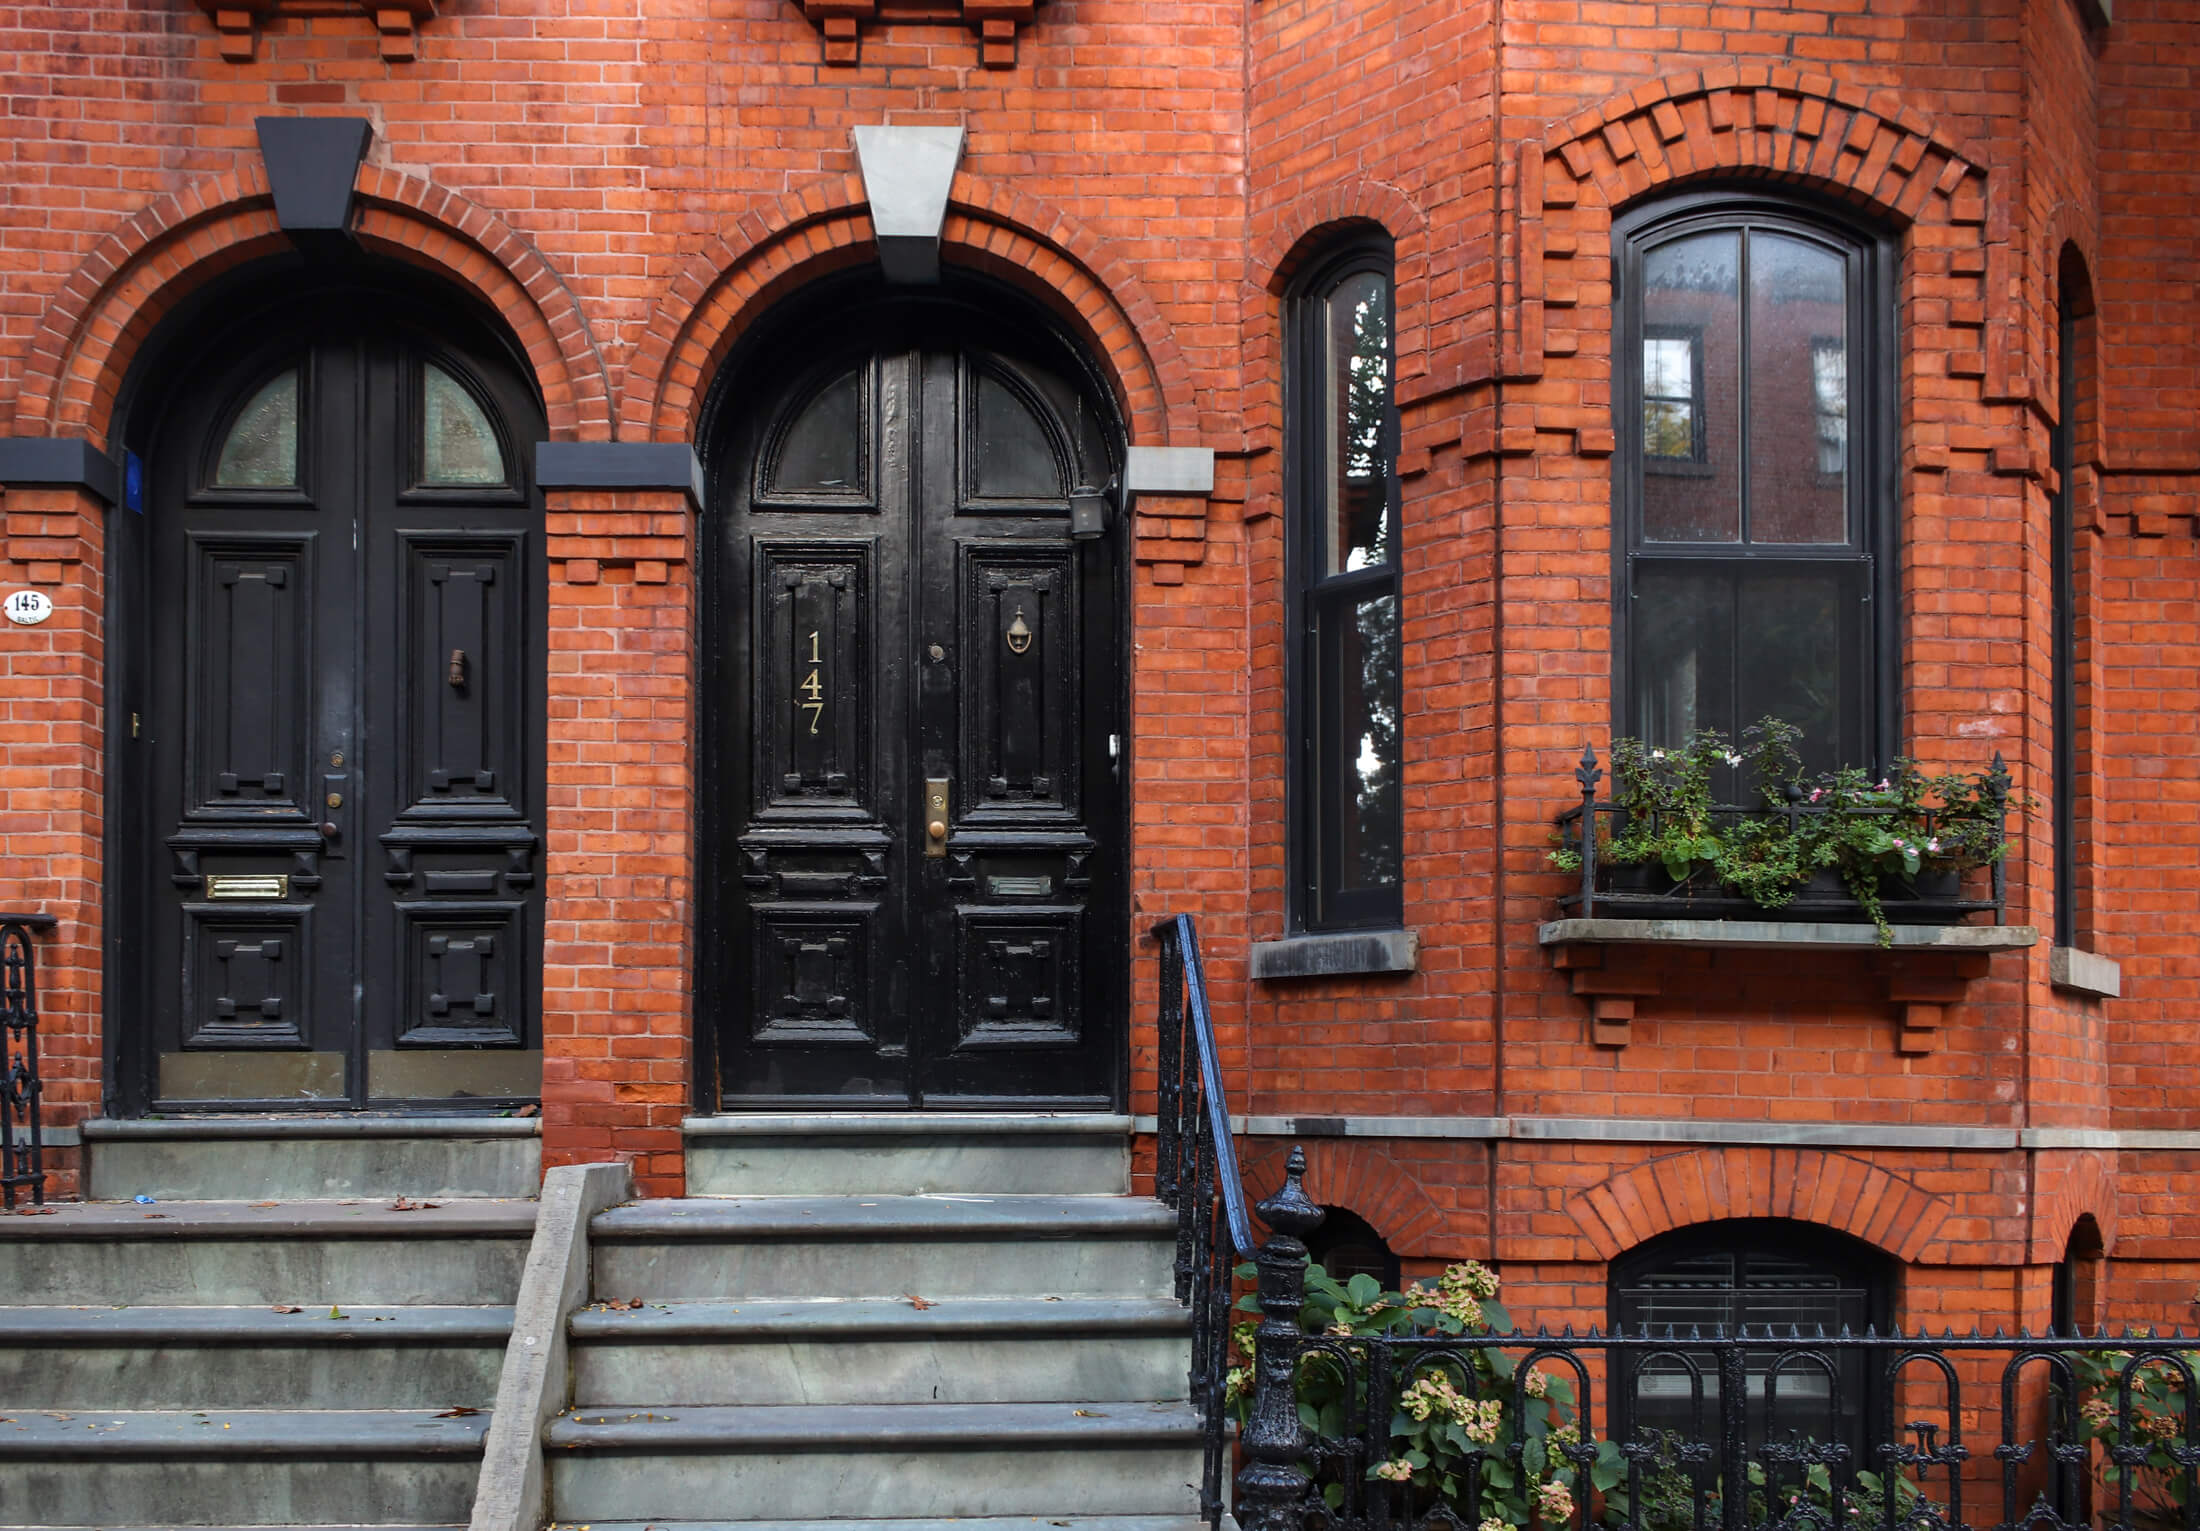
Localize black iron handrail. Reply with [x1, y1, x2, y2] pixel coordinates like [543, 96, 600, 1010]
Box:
[0, 912, 56, 1210]
[1152, 914, 1324, 1531]
[1558, 745, 2012, 923]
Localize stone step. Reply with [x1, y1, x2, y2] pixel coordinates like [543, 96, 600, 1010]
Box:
[83, 1115, 541, 1201]
[591, 1195, 1176, 1302]
[0, 1305, 511, 1409]
[545, 1401, 1204, 1520]
[0, 1408, 489, 1526]
[0, 1200, 535, 1307]
[683, 1113, 1131, 1196]
[551, 1520, 1225, 1531]
[570, 1295, 1189, 1405]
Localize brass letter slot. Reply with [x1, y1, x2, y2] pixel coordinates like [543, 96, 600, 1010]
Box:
[204, 874, 290, 901]
[924, 777, 950, 858]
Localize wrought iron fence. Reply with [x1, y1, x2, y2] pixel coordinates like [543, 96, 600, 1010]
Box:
[0, 913, 54, 1209]
[1555, 746, 2011, 924]
[1228, 1162, 2199, 1531]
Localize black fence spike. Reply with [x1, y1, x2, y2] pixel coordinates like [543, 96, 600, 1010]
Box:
[1840, 1324, 1853, 1339]
[1560, 1323, 1575, 1338]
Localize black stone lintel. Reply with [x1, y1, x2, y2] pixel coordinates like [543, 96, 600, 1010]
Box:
[0, 438, 119, 506]
[255, 117, 373, 251]
[1250, 928, 1419, 981]
[534, 441, 705, 508]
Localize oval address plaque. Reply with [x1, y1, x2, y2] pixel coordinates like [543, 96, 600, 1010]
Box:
[3, 590, 54, 626]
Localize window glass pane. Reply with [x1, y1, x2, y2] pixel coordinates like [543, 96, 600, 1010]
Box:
[213, 370, 299, 488]
[1323, 270, 1393, 573]
[1748, 233, 1848, 542]
[1332, 589, 1401, 892]
[1736, 570, 1844, 774]
[1630, 566, 1735, 752]
[972, 370, 1063, 499]
[769, 367, 863, 494]
[1641, 232, 1740, 542]
[422, 364, 506, 485]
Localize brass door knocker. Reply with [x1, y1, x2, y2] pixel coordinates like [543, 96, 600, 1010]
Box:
[1005, 608, 1032, 655]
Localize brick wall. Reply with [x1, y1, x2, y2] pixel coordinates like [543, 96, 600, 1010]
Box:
[0, 0, 2193, 1312]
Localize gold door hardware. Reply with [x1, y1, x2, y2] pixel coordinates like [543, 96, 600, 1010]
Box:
[925, 776, 950, 857]
[448, 648, 466, 687]
[204, 874, 289, 901]
[1004, 608, 1032, 655]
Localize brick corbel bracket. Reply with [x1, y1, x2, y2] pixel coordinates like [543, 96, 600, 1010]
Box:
[0, 438, 118, 583]
[1125, 446, 1219, 585]
[1539, 919, 2038, 1054]
[197, 1, 439, 62]
[535, 442, 703, 585]
[802, 0, 1038, 68]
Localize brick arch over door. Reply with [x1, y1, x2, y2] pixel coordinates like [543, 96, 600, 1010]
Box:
[1242, 1140, 1458, 1260]
[1514, 68, 2022, 423]
[1569, 1148, 1957, 1265]
[9, 163, 611, 448]
[619, 175, 1198, 451]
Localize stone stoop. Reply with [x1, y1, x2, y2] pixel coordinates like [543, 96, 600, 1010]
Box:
[547, 1114, 1207, 1527]
[0, 1126, 538, 1531]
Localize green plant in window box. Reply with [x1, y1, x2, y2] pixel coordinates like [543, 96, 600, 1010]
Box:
[1227, 1260, 1628, 1524]
[1549, 718, 2014, 947]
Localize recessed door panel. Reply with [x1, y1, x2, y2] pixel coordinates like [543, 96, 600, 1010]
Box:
[187, 538, 314, 819]
[403, 537, 526, 816]
[711, 297, 1125, 1109]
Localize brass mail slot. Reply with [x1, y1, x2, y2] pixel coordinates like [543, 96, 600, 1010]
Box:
[203, 874, 289, 901]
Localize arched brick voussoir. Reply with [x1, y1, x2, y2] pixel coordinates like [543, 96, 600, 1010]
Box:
[1569, 1148, 1956, 1265]
[10, 165, 612, 448]
[1539, 68, 1986, 224]
[2027, 1151, 2117, 1264]
[1249, 178, 1429, 296]
[622, 174, 1198, 450]
[1241, 1140, 1453, 1257]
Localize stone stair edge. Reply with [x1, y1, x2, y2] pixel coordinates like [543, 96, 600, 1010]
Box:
[546, 1399, 1200, 1451]
[0, 1305, 515, 1343]
[80, 1116, 541, 1141]
[0, 1200, 538, 1240]
[683, 1113, 1132, 1138]
[547, 1520, 1225, 1531]
[591, 1194, 1172, 1239]
[568, 1295, 1188, 1338]
[0, 1409, 493, 1460]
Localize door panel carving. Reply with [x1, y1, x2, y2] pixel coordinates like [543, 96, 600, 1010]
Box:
[710, 296, 1125, 1109]
[183, 909, 310, 1050]
[403, 537, 526, 815]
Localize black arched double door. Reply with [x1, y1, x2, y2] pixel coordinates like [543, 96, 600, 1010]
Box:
[121, 287, 546, 1110]
[707, 293, 1127, 1108]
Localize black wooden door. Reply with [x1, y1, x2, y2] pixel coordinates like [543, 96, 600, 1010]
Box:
[132, 295, 545, 1110]
[711, 302, 1125, 1108]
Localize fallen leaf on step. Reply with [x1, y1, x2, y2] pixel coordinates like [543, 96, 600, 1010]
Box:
[389, 1197, 440, 1211]
[141, 1212, 167, 1219]
[604, 1297, 645, 1310]
[906, 1293, 935, 1310]
[270, 1305, 303, 1314]
[250, 1201, 279, 1208]
[43, 1412, 72, 1421]
[1073, 1409, 1106, 1417]
[13, 1206, 54, 1216]
[326, 1306, 348, 1320]
[435, 1406, 482, 1418]
[513, 1103, 541, 1118]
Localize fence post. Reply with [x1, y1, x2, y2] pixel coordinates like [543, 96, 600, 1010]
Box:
[1238, 1145, 1324, 1531]
[0, 916, 51, 1210]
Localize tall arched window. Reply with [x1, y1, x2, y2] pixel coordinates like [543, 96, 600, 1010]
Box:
[1615, 194, 1896, 776]
[1288, 236, 1402, 931]
[1610, 1220, 1895, 1460]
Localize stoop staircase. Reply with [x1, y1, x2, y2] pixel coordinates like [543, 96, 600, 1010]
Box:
[546, 1113, 1209, 1530]
[0, 1117, 538, 1531]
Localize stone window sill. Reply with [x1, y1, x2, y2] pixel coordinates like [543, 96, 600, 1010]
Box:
[2050, 945, 2121, 999]
[1251, 928, 1418, 981]
[1537, 918, 2039, 1053]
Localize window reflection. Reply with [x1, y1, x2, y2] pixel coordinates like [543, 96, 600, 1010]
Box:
[1337, 591, 1401, 892]
[1325, 271, 1393, 574]
[422, 364, 506, 486]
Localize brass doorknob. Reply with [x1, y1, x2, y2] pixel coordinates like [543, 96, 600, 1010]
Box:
[927, 819, 948, 841]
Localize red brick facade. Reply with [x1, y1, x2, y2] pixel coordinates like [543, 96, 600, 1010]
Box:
[1, 0, 2195, 1335]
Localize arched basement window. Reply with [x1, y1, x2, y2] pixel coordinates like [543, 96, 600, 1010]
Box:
[1610, 1219, 1895, 1462]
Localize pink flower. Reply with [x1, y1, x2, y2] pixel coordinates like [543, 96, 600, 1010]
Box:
[1809, 788, 1823, 802]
